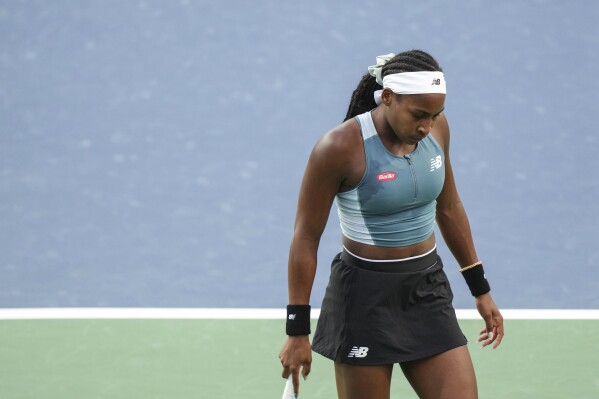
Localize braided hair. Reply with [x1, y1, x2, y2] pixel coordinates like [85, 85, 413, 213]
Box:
[344, 50, 443, 121]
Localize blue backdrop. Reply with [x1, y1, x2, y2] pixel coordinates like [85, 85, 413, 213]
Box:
[1, 0, 598, 309]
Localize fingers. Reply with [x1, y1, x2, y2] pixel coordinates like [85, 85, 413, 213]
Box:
[475, 294, 504, 350]
[492, 316, 504, 349]
[302, 361, 311, 380]
[488, 310, 504, 349]
[281, 364, 310, 381]
[476, 313, 505, 349]
[477, 326, 496, 348]
[279, 365, 309, 398]
[280, 358, 311, 378]
[280, 356, 311, 397]
[292, 369, 300, 395]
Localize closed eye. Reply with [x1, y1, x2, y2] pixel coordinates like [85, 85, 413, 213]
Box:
[413, 108, 444, 121]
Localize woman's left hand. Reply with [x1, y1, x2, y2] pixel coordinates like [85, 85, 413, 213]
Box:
[475, 293, 504, 349]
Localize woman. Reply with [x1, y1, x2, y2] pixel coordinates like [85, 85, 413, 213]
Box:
[279, 50, 504, 399]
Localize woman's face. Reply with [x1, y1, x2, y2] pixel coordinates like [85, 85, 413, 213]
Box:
[384, 90, 446, 145]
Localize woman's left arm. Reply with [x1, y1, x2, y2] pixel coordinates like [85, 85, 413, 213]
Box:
[433, 113, 504, 349]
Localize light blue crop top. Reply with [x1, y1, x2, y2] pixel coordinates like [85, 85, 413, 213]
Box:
[335, 111, 446, 247]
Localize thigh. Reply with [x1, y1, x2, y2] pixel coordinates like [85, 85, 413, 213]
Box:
[334, 360, 393, 399]
[399, 345, 477, 399]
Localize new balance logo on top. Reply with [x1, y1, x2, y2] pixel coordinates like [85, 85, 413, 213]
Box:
[430, 155, 442, 171]
[348, 346, 369, 358]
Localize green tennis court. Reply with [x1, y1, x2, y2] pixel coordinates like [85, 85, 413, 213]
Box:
[1, 313, 598, 398]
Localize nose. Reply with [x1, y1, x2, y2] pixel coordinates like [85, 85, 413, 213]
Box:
[417, 117, 434, 134]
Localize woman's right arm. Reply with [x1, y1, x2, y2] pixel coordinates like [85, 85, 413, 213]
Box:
[279, 124, 357, 395]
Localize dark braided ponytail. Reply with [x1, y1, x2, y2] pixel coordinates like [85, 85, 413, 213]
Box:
[344, 50, 443, 121]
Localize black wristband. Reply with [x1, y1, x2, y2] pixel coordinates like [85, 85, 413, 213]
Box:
[461, 264, 491, 297]
[286, 305, 311, 336]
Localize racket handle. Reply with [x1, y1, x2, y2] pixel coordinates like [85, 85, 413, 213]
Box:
[282, 375, 297, 399]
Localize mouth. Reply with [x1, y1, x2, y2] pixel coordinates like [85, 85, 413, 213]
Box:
[411, 134, 426, 143]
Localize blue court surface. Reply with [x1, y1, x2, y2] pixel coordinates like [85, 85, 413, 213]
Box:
[1, 1, 598, 397]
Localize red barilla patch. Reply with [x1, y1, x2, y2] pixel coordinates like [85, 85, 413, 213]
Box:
[376, 172, 397, 181]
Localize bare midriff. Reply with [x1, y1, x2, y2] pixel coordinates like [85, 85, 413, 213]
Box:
[342, 233, 436, 260]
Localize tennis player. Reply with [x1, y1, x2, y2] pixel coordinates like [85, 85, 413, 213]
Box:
[279, 50, 504, 399]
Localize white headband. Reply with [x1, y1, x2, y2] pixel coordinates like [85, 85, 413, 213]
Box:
[373, 71, 446, 105]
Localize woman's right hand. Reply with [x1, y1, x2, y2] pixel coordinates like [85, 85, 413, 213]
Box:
[279, 335, 312, 396]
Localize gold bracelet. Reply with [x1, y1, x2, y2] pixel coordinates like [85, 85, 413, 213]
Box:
[460, 261, 482, 273]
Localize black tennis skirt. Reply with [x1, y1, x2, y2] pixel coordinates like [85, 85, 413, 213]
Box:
[311, 248, 467, 365]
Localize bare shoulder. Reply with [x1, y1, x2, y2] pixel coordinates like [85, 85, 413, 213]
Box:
[310, 119, 362, 170]
[314, 118, 361, 156]
[304, 117, 364, 189]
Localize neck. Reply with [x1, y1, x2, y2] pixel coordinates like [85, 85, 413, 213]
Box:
[370, 108, 416, 156]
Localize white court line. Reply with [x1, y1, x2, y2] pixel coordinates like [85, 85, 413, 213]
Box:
[0, 308, 598, 320]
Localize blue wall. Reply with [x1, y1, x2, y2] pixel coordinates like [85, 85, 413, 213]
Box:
[1, 1, 598, 308]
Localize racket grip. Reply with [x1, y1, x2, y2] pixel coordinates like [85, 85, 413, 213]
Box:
[282, 375, 297, 399]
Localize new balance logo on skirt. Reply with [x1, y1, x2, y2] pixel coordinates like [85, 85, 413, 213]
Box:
[348, 346, 369, 358]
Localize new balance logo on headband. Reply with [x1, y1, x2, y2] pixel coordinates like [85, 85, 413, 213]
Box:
[431, 78, 441, 85]
[348, 346, 369, 358]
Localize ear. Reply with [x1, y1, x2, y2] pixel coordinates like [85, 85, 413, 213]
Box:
[381, 88, 394, 106]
